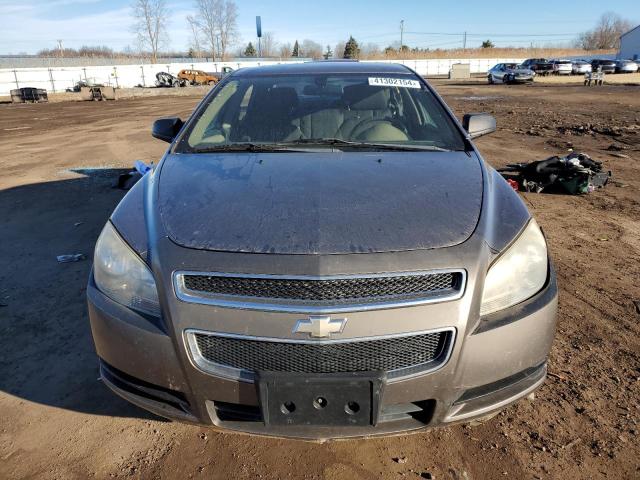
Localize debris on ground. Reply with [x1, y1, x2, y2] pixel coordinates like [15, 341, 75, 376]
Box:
[393, 456, 408, 464]
[498, 152, 610, 194]
[115, 160, 153, 190]
[56, 254, 86, 263]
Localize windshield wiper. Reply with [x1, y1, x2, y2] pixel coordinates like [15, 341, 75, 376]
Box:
[190, 143, 304, 153]
[280, 138, 451, 152]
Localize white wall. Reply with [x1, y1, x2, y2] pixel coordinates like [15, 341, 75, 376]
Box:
[0, 58, 526, 96]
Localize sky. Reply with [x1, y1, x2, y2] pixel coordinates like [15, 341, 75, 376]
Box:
[0, 0, 637, 55]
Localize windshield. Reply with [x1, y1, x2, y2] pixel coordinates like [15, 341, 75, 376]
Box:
[177, 73, 466, 152]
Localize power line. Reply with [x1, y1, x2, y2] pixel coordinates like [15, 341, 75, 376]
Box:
[405, 31, 580, 37]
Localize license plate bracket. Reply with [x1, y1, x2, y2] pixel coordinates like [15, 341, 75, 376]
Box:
[257, 371, 385, 427]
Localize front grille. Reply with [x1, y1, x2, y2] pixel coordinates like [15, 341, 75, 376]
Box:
[180, 271, 462, 305]
[190, 330, 453, 378]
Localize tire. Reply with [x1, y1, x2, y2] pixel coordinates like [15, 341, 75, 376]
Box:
[488, 75, 494, 84]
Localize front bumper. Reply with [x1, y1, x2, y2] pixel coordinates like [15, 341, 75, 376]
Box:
[87, 265, 557, 440]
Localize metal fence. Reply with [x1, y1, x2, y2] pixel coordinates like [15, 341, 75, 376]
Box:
[0, 58, 525, 96]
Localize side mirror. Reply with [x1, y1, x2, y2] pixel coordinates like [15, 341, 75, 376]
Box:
[152, 117, 184, 143]
[462, 113, 496, 139]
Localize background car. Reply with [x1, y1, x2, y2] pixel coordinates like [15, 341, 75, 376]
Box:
[488, 63, 535, 84]
[550, 60, 572, 75]
[177, 69, 218, 85]
[615, 59, 638, 73]
[571, 60, 592, 75]
[520, 58, 554, 76]
[590, 59, 616, 74]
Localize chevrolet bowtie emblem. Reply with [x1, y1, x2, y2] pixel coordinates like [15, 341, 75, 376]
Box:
[293, 316, 347, 338]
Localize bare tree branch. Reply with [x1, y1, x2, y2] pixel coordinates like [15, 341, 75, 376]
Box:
[194, 0, 239, 61]
[186, 15, 203, 58]
[216, 0, 239, 59]
[131, 0, 168, 63]
[576, 12, 633, 50]
[261, 32, 278, 58]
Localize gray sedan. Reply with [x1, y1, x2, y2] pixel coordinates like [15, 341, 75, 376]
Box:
[88, 61, 557, 439]
[488, 63, 535, 84]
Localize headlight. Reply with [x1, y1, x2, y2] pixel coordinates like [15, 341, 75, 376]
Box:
[93, 222, 160, 316]
[480, 220, 548, 316]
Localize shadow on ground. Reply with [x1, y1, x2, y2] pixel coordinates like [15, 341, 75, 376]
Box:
[0, 168, 166, 421]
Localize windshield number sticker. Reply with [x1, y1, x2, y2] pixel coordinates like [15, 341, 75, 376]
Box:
[368, 77, 421, 88]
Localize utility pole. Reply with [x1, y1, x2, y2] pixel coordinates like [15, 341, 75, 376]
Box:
[400, 20, 404, 51]
[463, 31, 467, 49]
[57, 39, 64, 57]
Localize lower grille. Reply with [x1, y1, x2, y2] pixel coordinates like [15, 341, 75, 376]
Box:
[188, 329, 454, 380]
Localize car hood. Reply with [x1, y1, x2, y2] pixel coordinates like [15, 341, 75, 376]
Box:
[157, 151, 483, 255]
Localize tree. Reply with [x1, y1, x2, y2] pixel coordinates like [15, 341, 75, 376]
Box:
[361, 42, 380, 58]
[244, 42, 256, 57]
[132, 0, 168, 63]
[343, 35, 359, 59]
[292, 40, 300, 57]
[261, 32, 278, 57]
[576, 12, 633, 50]
[301, 39, 323, 59]
[481, 39, 494, 48]
[186, 15, 203, 58]
[194, 0, 239, 60]
[323, 45, 333, 59]
[279, 43, 292, 58]
[217, 0, 238, 59]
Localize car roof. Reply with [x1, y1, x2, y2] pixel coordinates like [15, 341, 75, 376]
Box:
[233, 61, 413, 77]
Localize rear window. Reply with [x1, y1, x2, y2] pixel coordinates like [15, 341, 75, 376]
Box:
[177, 73, 466, 152]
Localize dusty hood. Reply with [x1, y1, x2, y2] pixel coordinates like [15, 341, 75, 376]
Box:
[158, 151, 483, 255]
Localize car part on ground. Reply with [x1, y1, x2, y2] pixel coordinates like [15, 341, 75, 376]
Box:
[487, 63, 535, 84]
[520, 58, 554, 76]
[88, 61, 557, 439]
[79, 86, 116, 101]
[66, 79, 103, 92]
[497, 152, 610, 194]
[115, 160, 153, 190]
[10, 87, 48, 103]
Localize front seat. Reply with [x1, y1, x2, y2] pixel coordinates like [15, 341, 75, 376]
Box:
[338, 85, 408, 142]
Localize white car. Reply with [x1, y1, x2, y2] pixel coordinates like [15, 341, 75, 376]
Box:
[551, 60, 572, 75]
[571, 61, 592, 75]
[615, 60, 638, 73]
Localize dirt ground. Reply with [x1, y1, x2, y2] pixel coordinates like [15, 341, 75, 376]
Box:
[0, 80, 638, 480]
